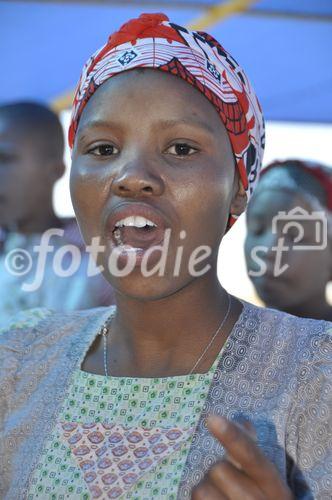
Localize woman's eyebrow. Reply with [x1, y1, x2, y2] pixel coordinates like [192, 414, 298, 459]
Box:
[157, 118, 215, 134]
[77, 119, 123, 137]
[76, 117, 215, 141]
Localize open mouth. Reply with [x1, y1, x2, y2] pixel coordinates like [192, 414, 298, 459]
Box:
[106, 204, 170, 269]
[112, 215, 164, 251]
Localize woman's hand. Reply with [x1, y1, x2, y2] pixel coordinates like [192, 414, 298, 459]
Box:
[191, 416, 293, 500]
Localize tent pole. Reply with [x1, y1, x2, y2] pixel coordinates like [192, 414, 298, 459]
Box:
[187, 0, 258, 31]
[50, 0, 255, 112]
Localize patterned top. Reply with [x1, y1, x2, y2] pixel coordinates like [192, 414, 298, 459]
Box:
[28, 357, 219, 499]
[1, 302, 332, 499]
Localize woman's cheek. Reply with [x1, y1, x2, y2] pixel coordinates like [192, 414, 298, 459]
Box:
[70, 174, 101, 239]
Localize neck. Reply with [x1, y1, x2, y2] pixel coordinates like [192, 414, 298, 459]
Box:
[281, 291, 332, 321]
[108, 269, 236, 376]
[13, 205, 60, 234]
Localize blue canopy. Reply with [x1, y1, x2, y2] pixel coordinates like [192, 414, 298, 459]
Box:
[1, 0, 331, 122]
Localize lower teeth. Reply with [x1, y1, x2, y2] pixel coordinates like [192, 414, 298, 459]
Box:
[113, 229, 123, 245]
[113, 225, 153, 245]
[113, 231, 141, 251]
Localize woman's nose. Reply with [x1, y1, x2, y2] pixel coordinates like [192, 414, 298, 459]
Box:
[263, 231, 286, 262]
[111, 160, 165, 198]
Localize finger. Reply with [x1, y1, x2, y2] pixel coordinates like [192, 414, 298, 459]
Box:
[207, 416, 292, 498]
[207, 415, 266, 475]
[192, 479, 229, 500]
[208, 460, 266, 500]
[226, 419, 256, 470]
[239, 419, 257, 440]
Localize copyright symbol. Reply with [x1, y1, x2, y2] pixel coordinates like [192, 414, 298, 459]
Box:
[5, 249, 33, 276]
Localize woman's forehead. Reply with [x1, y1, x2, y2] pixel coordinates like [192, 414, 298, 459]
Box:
[78, 69, 225, 134]
[248, 186, 322, 223]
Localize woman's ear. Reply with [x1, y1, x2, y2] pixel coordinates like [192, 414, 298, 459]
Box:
[53, 160, 66, 182]
[230, 173, 247, 218]
[327, 214, 332, 281]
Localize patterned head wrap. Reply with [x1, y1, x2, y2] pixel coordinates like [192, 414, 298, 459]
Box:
[69, 13, 265, 226]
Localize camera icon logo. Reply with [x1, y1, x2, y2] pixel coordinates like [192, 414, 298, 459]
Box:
[272, 206, 328, 251]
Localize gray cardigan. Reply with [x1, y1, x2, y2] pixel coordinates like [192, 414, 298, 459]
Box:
[0, 302, 331, 499]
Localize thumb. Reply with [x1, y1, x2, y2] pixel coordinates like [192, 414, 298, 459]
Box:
[238, 418, 257, 441]
[227, 419, 257, 469]
[207, 415, 257, 470]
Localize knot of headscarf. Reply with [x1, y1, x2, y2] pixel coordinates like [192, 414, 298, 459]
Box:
[107, 13, 182, 48]
[69, 13, 265, 227]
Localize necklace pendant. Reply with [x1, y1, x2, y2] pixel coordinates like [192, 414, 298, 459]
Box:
[101, 326, 108, 336]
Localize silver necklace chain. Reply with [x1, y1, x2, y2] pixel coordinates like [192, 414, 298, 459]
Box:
[188, 294, 232, 374]
[99, 294, 232, 377]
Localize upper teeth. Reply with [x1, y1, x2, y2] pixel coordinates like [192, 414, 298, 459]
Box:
[115, 215, 157, 229]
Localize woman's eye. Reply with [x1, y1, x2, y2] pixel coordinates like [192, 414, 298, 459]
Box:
[87, 144, 119, 156]
[252, 228, 265, 237]
[247, 221, 265, 236]
[166, 143, 198, 157]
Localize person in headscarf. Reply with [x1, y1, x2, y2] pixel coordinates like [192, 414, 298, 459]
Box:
[0, 14, 331, 500]
[245, 159, 332, 320]
[0, 101, 114, 327]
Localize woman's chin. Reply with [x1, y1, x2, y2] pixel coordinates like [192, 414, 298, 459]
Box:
[103, 271, 184, 303]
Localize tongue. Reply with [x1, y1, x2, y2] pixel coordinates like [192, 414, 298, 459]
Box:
[117, 226, 164, 249]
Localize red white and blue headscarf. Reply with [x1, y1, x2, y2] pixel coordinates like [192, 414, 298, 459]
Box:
[69, 13, 265, 226]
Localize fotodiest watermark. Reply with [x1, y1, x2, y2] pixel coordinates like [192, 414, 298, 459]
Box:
[3, 207, 329, 291]
[249, 207, 329, 278]
[5, 248, 33, 276]
[3, 228, 213, 292]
